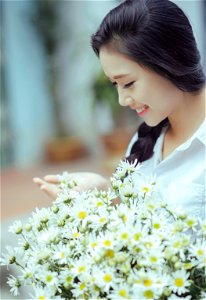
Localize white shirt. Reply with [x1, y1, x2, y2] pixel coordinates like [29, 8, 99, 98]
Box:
[126, 119, 206, 219]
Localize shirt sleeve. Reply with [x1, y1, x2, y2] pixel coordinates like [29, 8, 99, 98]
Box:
[125, 132, 138, 157]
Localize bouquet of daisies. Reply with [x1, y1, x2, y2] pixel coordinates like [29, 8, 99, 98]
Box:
[1, 160, 206, 300]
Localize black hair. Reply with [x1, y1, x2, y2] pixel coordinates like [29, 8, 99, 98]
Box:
[91, 0, 205, 163]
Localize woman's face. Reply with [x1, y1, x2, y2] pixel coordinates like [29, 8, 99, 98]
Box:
[99, 46, 183, 127]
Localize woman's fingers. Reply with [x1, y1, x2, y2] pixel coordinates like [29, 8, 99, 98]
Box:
[33, 177, 58, 199]
[40, 184, 58, 199]
[44, 175, 60, 184]
[33, 177, 46, 187]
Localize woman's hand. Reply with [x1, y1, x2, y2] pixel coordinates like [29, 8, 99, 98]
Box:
[33, 172, 110, 200]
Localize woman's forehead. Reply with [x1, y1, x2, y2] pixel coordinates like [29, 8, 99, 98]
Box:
[99, 47, 142, 78]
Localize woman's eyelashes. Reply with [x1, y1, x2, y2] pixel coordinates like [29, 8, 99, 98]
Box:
[111, 81, 135, 89]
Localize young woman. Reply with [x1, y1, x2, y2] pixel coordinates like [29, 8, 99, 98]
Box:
[34, 0, 205, 218]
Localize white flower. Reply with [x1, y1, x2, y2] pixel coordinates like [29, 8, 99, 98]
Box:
[40, 271, 59, 292]
[58, 269, 73, 288]
[185, 216, 198, 230]
[94, 267, 117, 292]
[0, 246, 20, 266]
[189, 241, 206, 268]
[132, 174, 156, 197]
[8, 220, 23, 234]
[52, 243, 70, 264]
[169, 270, 190, 295]
[98, 232, 115, 249]
[110, 283, 131, 299]
[200, 291, 206, 300]
[71, 280, 87, 298]
[140, 248, 165, 267]
[70, 259, 88, 276]
[132, 285, 162, 300]
[7, 275, 21, 296]
[1, 160, 205, 300]
[30, 286, 55, 300]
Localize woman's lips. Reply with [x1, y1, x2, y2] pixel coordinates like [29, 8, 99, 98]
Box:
[136, 105, 149, 116]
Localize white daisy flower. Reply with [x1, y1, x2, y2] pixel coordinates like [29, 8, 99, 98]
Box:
[58, 269, 74, 288]
[71, 280, 88, 298]
[110, 283, 131, 299]
[40, 271, 59, 288]
[52, 243, 70, 264]
[94, 267, 117, 292]
[7, 275, 21, 296]
[30, 286, 55, 300]
[8, 220, 23, 234]
[133, 285, 162, 300]
[189, 241, 206, 268]
[70, 259, 88, 276]
[169, 269, 190, 295]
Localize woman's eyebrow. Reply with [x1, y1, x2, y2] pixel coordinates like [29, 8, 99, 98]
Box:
[113, 74, 129, 79]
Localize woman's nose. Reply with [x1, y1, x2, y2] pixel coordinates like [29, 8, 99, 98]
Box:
[118, 95, 133, 107]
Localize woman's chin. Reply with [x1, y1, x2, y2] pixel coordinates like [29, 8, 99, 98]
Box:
[144, 119, 161, 127]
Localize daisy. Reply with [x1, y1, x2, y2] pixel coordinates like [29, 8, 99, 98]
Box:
[169, 270, 190, 295]
[94, 267, 117, 292]
[52, 243, 70, 264]
[110, 283, 131, 299]
[189, 241, 206, 268]
[58, 269, 74, 288]
[30, 286, 55, 300]
[40, 271, 59, 289]
[8, 220, 23, 234]
[7, 275, 21, 296]
[70, 259, 88, 276]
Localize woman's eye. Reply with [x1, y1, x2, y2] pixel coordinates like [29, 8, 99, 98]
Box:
[123, 81, 135, 89]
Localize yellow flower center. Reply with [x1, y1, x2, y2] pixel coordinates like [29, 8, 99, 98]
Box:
[122, 215, 127, 222]
[119, 289, 127, 298]
[91, 242, 97, 248]
[121, 232, 129, 240]
[66, 276, 72, 283]
[38, 297, 45, 300]
[78, 211, 87, 219]
[197, 249, 204, 256]
[142, 186, 150, 193]
[60, 252, 65, 259]
[73, 232, 80, 238]
[175, 278, 184, 287]
[103, 274, 112, 282]
[78, 266, 86, 273]
[145, 242, 153, 248]
[173, 241, 181, 248]
[150, 256, 157, 263]
[134, 233, 142, 241]
[144, 290, 154, 299]
[153, 223, 160, 229]
[46, 274, 53, 282]
[99, 217, 106, 223]
[187, 220, 195, 227]
[103, 240, 112, 247]
[143, 279, 153, 287]
[79, 283, 85, 290]
[96, 201, 103, 207]
[105, 249, 115, 258]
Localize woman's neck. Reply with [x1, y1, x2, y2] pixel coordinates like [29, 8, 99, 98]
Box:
[167, 87, 205, 143]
